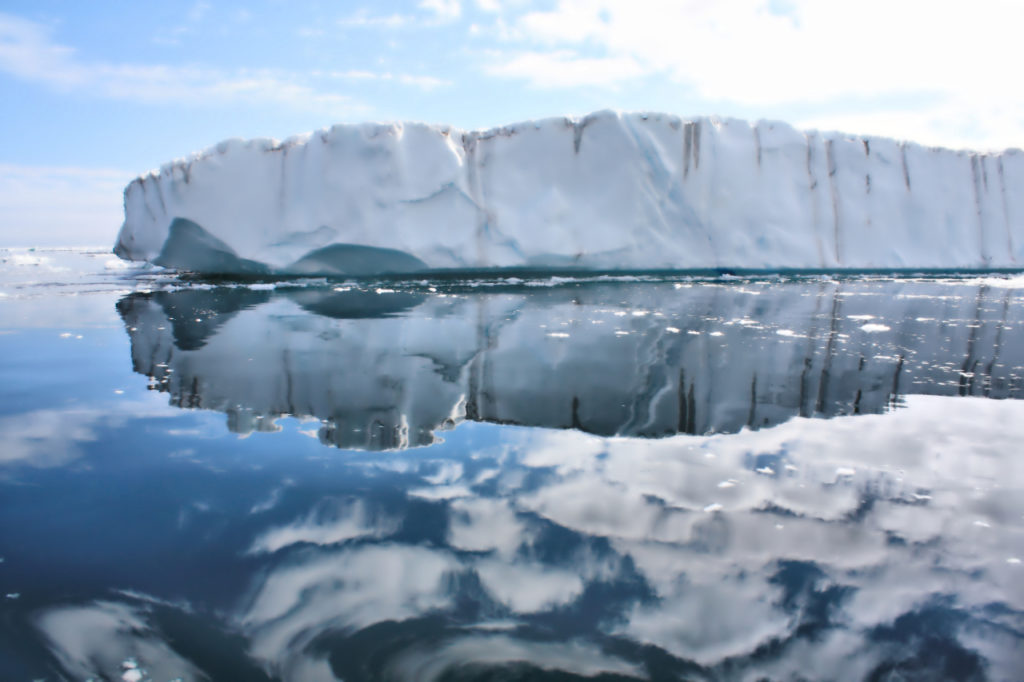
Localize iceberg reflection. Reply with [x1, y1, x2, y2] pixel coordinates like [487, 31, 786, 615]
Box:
[118, 278, 1024, 449]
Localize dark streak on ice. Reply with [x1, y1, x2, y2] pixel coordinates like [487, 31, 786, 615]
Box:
[154, 178, 168, 216]
[997, 158, 1015, 259]
[693, 120, 702, 169]
[970, 156, 989, 263]
[900, 143, 911, 190]
[806, 137, 817, 190]
[754, 127, 762, 168]
[825, 140, 841, 264]
[683, 123, 693, 178]
[572, 117, 592, 154]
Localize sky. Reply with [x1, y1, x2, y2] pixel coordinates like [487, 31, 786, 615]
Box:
[1, 0, 1023, 246]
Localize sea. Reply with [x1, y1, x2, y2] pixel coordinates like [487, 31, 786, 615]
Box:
[1, 247, 1022, 681]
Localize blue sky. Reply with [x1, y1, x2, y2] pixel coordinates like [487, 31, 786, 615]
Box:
[2, 0, 1023, 246]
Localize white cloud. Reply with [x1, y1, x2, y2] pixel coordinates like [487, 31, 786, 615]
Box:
[420, 0, 463, 21]
[397, 73, 450, 90]
[186, 1, 212, 24]
[484, 50, 645, 88]
[338, 10, 415, 28]
[315, 69, 452, 91]
[486, 0, 1024, 149]
[0, 13, 360, 113]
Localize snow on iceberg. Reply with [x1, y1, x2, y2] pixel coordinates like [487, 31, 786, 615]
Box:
[114, 111, 1024, 275]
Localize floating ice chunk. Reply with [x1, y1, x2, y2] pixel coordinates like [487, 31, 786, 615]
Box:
[835, 467, 856, 477]
[703, 503, 723, 513]
[860, 323, 891, 333]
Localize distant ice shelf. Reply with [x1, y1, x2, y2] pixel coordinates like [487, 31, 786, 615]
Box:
[114, 111, 1024, 276]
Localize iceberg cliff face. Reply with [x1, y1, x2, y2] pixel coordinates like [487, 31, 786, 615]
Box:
[115, 111, 1024, 275]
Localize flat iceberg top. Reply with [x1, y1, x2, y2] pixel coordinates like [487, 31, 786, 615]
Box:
[114, 111, 1024, 276]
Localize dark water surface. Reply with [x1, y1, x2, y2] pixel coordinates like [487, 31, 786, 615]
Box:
[1, 249, 1023, 681]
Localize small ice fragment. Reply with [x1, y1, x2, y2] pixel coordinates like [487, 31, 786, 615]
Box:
[59, 332, 72, 338]
[776, 329, 796, 337]
[784, 464, 798, 472]
[775, 524, 784, 530]
[614, 330, 630, 336]
[546, 332, 570, 338]
[756, 466, 775, 475]
[122, 669, 143, 682]
[847, 314, 875, 320]
[703, 503, 723, 513]
[1008, 557, 1022, 565]
[75, 335, 83, 339]
[973, 520, 991, 528]
[835, 467, 856, 477]
[687, 330, 701, 335]
[5, 593, 19, 599]
[666, 327, 681, 333]
[114, 389, 124, 394]
[375, 287, 395, 294]
[861, 323, 890, 333]
[613, 311, 627, 317]
[631, 310, 648, 317]
[912, 493, 931, 501]
[717, 480, 736, 489]
[709, 331, 723, 337]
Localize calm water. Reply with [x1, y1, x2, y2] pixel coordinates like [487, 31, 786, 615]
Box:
[1, 248, 1023, 681]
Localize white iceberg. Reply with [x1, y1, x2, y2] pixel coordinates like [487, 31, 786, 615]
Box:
[114, 111, 1024, 275]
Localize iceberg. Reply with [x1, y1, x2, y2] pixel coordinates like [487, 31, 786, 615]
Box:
[114, 111, 1024, 276]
